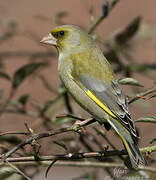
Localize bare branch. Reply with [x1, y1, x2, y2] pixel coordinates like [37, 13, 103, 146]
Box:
[0, 118, 95, 162]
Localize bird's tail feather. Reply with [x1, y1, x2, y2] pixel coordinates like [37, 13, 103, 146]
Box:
[107, 118, 146, 169]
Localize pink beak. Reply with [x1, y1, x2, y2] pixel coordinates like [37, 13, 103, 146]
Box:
[40, 33, 57, 45]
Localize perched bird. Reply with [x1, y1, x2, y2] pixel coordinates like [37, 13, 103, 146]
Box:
[40, 25, 145, 169]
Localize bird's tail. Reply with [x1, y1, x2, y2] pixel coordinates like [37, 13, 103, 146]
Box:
[107, 118, 146, 169]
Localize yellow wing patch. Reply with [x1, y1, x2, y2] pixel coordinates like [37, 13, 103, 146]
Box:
[69, 73, 116, 118]
[86, 90, 116, 118]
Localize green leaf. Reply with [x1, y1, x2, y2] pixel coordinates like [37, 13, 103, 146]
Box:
[54, 114, 74, 125]
[13, 62, 48, 89]
[18, 94, 29, 106]
[0, 72, 11, 81]
[0, 167, 16, 180]
[118, 77, 143, 87]
[115, 16, 141, 44]
[135, 116, 156, 123]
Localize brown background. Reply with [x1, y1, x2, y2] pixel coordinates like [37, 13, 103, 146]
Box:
[0, 0, 156, 179]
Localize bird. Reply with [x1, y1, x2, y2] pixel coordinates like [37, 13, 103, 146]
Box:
[40, 25, 145, 169]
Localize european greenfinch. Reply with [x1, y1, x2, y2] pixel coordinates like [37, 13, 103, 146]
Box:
[40, 25, 145, 169]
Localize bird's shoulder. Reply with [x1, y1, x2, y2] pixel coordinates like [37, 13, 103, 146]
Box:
[70, 47, 115, 83]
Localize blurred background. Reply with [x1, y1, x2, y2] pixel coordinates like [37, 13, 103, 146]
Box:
[0, 0, 156, 179]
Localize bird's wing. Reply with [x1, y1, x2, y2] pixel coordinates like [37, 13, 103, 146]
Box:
[70, 74, 138, 138]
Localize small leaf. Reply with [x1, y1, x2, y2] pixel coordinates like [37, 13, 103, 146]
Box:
[118, 77, 143, 87]
[54, 114, 74, 125]
[13, 62, 48, 89]
[0, 72, 11, 81]
[150, 138, 156, 144]
[115, 16, 141, 44]
[0, 167, 16, 180]
[135, 116, 156, 123]
[18, 94, 29, 106]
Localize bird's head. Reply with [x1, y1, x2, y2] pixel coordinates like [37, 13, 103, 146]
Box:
[40, 25, 90, 53]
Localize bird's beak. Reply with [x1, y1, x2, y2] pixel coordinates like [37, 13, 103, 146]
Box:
[40, 33, 57, 45]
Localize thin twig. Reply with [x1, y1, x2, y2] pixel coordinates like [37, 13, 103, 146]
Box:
[0, 131, 29, 136]
[88, 0, 120, 34]
[129, 86, 156, 104]
[6, 161, 31, 180]
[94, 127, 125, 161]
[0, 118, 95, 162]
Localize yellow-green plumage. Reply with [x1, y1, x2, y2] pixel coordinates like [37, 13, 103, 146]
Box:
[41, 25, 146, 169]
[71, 50, 115, 83]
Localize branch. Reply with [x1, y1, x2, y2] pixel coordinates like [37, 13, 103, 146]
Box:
[88, 0, 120, 34]
[129, 86, 156, 104]
[0, 118, 95, 162]
[94, 127, 125, 161]
[1, 145, 156, 166]
[6, 161, 31, 180]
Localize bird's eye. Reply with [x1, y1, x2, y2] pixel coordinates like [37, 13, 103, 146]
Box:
[59, 31, 65, 36]
[52, 31, 65, 39]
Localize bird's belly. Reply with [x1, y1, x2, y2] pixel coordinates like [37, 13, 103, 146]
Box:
[61, 74, 109, 123]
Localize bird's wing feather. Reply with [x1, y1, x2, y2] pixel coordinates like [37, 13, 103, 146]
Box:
[70, 74, 138, 138]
